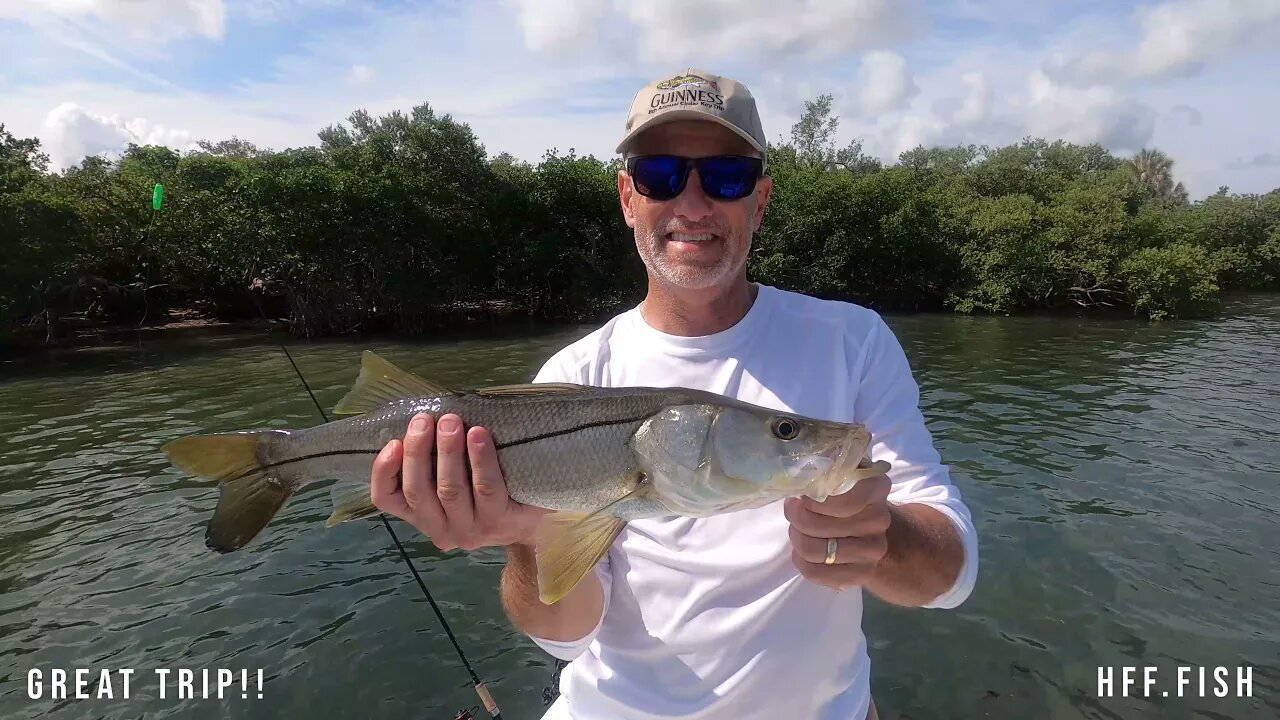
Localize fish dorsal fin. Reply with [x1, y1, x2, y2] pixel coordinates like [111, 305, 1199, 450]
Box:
[333, 350, 452, 415]
[473, 382, 589, 397]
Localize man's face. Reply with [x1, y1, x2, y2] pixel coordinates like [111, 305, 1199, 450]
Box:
[618, 121, 773, 292]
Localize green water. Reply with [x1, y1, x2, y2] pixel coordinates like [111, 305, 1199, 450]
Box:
[2, 298, 1278, 720]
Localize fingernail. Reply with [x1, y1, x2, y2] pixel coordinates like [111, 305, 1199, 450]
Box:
[438, 416, 459, 434]
[410, 415, 428, 432]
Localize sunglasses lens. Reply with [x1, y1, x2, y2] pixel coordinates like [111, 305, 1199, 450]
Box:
[631, 156, 686, 200]
[699, 156, 760, 200]
[629, 155, 762, 201]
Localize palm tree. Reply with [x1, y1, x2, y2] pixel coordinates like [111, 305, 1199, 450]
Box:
[1127, 148, 1189, 205]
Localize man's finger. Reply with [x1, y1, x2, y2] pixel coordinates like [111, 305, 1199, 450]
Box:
[791, 548, 877, 589]
[468, 426, 507, 535]
[435, 413, 475, 545]
[401, 413, 447, 539]
[370, 439, 409, 517]
[805, 474, 891, 518]
[784, 498, 890, 538]
[788, 526, 887, 566]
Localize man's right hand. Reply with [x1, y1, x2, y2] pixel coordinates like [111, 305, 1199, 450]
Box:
[370, 412, 550, 551]
[372, 410, 606, 643]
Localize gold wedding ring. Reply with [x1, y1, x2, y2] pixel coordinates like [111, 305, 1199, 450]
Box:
[824, 538, 838, 565]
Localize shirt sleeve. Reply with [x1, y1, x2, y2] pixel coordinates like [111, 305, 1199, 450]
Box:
[525, 562, 614, 661]
[523, 351, 615, 660]
[852, 313, 980, 609]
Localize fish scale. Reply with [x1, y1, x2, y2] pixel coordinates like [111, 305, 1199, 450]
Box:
[293, 391, 680, 514]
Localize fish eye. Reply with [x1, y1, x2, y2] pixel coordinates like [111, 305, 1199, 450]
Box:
[770, 417, 800, 440]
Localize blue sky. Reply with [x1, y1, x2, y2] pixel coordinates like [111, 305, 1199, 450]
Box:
[2, 0, 1278, 199]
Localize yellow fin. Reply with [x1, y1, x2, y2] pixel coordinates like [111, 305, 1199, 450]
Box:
[473, 382, 589, 397]
[162, 432, 264, 482]
[325, 484, 380, 527]
[333, 350, 452, 415]
[161, 431, 294, 552]
[535, 511, 626, 605]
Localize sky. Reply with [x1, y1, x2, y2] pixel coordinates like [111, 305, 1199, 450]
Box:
[2, 0, 1279, 199]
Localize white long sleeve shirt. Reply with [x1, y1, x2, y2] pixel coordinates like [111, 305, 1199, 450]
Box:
[528, 284, 979, 720]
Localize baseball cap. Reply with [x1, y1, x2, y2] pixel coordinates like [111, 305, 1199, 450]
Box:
[616, 68, 768, 166]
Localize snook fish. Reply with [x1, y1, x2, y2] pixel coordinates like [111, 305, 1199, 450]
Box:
[162, 351, 889, 604]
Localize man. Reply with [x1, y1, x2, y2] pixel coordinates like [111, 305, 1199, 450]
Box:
[368, 69, 979, 719]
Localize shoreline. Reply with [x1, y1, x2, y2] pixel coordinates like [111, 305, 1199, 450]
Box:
[5, 290, 1277, 359]
[0, 299, 610, 358]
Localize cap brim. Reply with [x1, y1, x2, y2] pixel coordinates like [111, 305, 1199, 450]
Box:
[615, 109, 766, 157]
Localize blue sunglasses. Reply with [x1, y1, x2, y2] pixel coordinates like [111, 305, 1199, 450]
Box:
[626, 155, 764, 201]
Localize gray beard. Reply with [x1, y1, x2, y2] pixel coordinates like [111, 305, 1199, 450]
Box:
[636, 228, 747, 290]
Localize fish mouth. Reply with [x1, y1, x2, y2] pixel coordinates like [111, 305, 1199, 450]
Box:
[793, 430, 871, 501]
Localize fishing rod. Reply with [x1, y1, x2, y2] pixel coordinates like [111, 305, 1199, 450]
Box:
[250, 284, 503, 720]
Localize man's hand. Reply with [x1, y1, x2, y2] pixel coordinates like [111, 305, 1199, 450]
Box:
[784, 472, 892, 591]
[372, 412, 605, 641]
[370, 412, 550, 551]
[785, 468, 967, 606]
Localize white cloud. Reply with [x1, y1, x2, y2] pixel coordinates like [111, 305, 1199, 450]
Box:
[1024, 70, 1156, 153]
[1228, 152, 1280, 169]
[951, 71, 992, 126]
[839, 57, 1160, 170]
[1046, 0, 1280, 85]
[347, 64, 374, 85]
[1167, 104, 1203, 127]
[40, 102, 200, 170]
[884, 112, 949, 157]
[857, 51, 918, 116]
[3, 0, 1277, 201]
[0, 0, 226, 41]
[1138, 69, 1280, 197]
[507, 0, 928, 63]
[3, 2, 636, 171]
[508, 0, 610, 53]
[1133, 0, 1280, 79]
[227, 0, 350, 25]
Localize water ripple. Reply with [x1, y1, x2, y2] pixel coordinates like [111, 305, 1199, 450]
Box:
[3, 299, 1280, 719]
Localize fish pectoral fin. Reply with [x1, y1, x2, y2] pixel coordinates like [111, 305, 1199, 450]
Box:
[325, 484, 380, 527]
[333, 351, 453, 415]
[580, 471, 653, 519]
[534, 511, 626, 606]
[472, 382, 590, 397]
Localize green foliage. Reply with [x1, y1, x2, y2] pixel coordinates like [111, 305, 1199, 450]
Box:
[1, 125, 81, 336]
[1119, 244, 1220, 320]
[2, 97, 1278, 345]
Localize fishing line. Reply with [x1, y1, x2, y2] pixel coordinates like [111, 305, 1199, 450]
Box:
[250, 291, 503, 720]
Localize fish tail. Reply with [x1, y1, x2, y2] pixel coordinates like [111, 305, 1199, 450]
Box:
[162, 431, 296, 553]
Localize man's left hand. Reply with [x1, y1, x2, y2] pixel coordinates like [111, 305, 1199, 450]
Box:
[784, 471, 893, 591]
